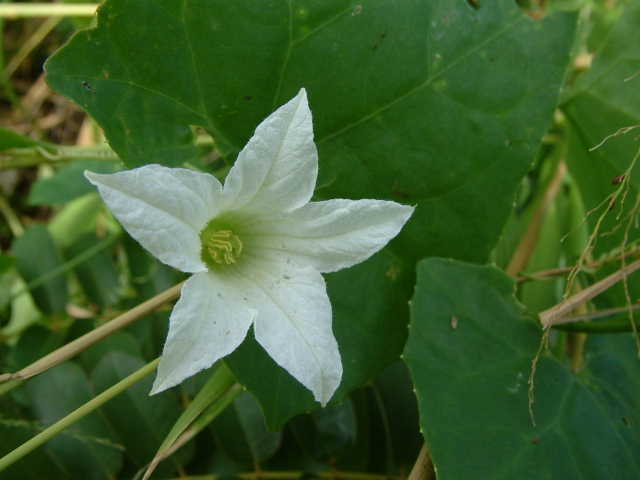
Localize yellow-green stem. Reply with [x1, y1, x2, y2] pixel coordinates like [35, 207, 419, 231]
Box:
[0, 3, 98, 18]
[0, 193, 24, 236]
[5, 17, 60, 78]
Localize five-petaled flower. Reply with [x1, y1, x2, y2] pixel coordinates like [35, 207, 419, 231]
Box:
[86, 89, 414, 405]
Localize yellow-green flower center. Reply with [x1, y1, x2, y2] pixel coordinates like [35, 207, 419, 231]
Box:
[200, 220, 243, 268]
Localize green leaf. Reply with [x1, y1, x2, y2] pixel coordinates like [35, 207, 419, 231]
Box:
[46, 0, 576, 263]
[48, 193, 104, 248]
[28, 160, 120, 205]
[65, 233, 120, 308]
[404, 258, 640, 479]
[80, 332, 142, 373]
[226, 250, 411, 429]
[371, 361, 422, 470]
[90, 352, 192, 473]
[0, 420, 118, 480]
[24, 363, 123, 479]
[7, 325, 66, 372]
[0, 128, 46, 151]
[12, 226, 68, 315]
[212, 391, 282, 465]
[310, 398, 357, 459]
[0, 254, 13, 274]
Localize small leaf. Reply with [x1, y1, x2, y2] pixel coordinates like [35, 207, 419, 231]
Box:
[65, 233, 120, 308]
[12, 226, 68, 315]
[24, 363, 123, 480]
[212, 391, 282, 465]
[90, 352, 193, 473]
[0, 254, 13, 274]
[28, 160, 120, 205]
[48, 194, 104, 248]
[0, 127, 47, 151]
[8, 325, 66, 372]
[0, 420, 110, 480]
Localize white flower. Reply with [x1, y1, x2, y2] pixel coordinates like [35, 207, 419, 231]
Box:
[85, 89, 414, 405]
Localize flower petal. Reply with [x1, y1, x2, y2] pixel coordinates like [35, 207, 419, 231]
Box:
[247, 199, 414, 273]
[222, 88, 318, 214]
[150, 272, 256, 394]
[233, 257, 342, 405]
[86, 165, 222, 273]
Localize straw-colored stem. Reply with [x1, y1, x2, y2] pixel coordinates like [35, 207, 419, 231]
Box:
[540, 258, 640, 327]
[0, 283, 183, 387]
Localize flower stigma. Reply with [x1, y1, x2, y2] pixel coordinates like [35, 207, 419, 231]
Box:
[200, 219, 243, 268]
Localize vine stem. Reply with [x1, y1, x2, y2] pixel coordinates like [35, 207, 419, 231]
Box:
[0, 145, 118, 169]
[516, 243, 640, 283]
[506, 160, 566, 277]
[0, 3, 98, 18]
[5, 17, 60, 78]
[0, 283, 183, 389]
[0, 358, 159, 472]
[539, 258, 640, 328]
[0, 193, 24, 236]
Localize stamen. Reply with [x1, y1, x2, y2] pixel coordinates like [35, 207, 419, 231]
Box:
[200, 225, 244, 268]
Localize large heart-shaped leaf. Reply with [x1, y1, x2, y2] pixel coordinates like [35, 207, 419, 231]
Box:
[404, 258, 640, 479]
[45, 0, 576, 263]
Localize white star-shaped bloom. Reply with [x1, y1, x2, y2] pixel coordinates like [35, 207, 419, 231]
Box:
[86, 89, 414, 404]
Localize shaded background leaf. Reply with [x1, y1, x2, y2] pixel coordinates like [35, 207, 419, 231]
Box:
[12, 225, 68, 315]
[23, 363, 123, 479]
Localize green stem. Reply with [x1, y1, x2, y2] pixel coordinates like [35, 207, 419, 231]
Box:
[146, 384, 242, 479]
[143, 365, 238, 479]
[158, 364, 235, 452]
[5, 17, 60, 78]
[553, 317, 640, 333]
[0, 358, 159, 472]
[9, 233, 120, 302]
[0, 3, 98, 18]
[0, 145, 119, 169]
[0, 139, 217, 170]
[0, 193, 24, 236]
